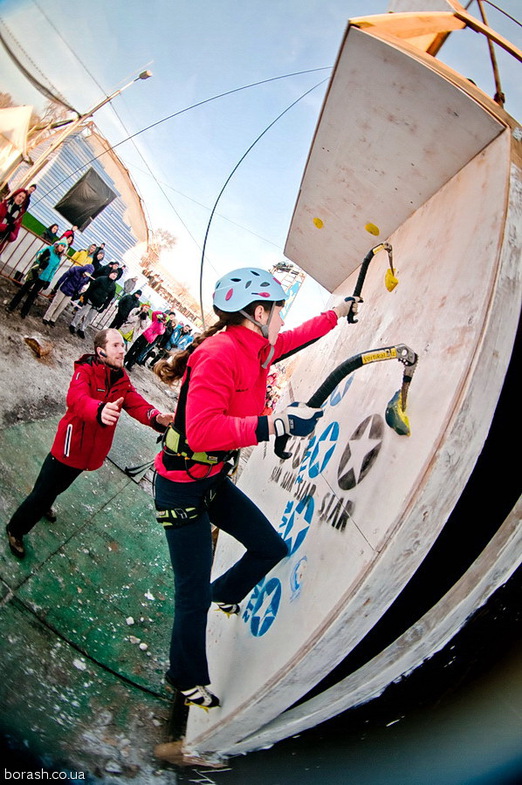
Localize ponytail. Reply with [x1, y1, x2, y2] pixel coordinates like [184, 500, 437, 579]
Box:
[154, 317, 227, 384]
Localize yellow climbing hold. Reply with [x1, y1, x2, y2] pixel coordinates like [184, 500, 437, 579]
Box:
[385, 390, 411, 436]
[385, 267, 399, 292]
[313, 217, 324, 229]
[365, 222, 380, 236]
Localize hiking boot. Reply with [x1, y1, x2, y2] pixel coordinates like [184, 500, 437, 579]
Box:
[215, 601, 240, 617]
[44, 507, 57, 522]
[181, 685, 221, 711]
[69, 325, 76, 334]
[77, 329, 85, 339]
[6, 525, 25, 559]
[42, 318, 50, 326]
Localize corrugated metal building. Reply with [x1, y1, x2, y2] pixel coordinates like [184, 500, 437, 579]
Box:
[10, 123, 149, 276]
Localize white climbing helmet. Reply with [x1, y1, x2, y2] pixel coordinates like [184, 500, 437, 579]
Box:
[213, 268, 287, 312]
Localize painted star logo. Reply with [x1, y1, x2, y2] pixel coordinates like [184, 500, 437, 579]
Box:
[328, 375, 354, 408]
[337, 414, 384, 491]
[247, 578, 282, 637]
[279, 495, 315, 555]
[307, 421, 340, 479]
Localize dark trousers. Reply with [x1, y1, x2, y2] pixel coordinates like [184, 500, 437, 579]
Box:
[155, 474, 288, 689]
[124, 334, 148, 369]
[8, 453, 83, 537]
[9, 277, 48, 317]
[109, 312, 126, 329]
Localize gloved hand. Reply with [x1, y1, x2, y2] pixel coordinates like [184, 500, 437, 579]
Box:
[332, 296, 362, 320]
[273, 402, 324, 439]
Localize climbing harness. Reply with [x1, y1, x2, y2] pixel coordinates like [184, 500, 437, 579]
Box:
[155, 459, 238, 529]
[154, 368, 240, 527]
[161, 367, 239, 479]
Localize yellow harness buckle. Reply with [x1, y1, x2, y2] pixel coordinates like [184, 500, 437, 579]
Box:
[156, 507, 201, 528]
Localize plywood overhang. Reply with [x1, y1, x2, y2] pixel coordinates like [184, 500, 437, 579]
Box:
[284, 24, 505, 292]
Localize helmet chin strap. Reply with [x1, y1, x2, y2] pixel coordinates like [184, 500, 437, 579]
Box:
[240, 302, 277, 368]
[240, 301, 275, 340]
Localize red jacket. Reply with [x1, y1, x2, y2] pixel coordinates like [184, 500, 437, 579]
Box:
[155, 310, 338, 481]
[143, 311, 167, 343]
[0, 189, 28, 243]
[51, 355, 163, 470]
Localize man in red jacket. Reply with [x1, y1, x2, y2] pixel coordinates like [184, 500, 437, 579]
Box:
[6, 328, 173, 559]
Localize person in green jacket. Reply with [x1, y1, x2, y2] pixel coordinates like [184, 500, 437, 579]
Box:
[7, 240, 67, 318]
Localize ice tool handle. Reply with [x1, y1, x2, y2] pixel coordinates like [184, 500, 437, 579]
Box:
[347, 242, 394, 323]
[274, 343, 418, 460]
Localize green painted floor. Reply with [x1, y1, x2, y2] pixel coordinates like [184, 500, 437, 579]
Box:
[0, 413, 180, 780]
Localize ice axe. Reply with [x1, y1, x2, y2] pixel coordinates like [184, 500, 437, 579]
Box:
[347, 242, 397, 323]
[274, 343, 418, 460]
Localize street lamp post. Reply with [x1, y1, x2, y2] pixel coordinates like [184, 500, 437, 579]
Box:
[6, 70, 152, 190]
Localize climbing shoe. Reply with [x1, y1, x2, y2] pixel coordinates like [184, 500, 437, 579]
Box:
[215, 601, 240, 616]
[44, 507, 57, 522]
[6, 526, 25, 559]
[181, 685, 221, 710]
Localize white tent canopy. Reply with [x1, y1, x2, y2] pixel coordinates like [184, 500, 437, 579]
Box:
[0, 105, 32, 185]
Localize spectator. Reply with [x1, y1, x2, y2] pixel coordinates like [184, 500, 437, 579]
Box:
[122, 276, 138, 294]
[60, 226, 78, 247]
[90, 247, 106, 274]
[6, 240, 67, 318]
[109, 289, 143, 329]
[119, 303, 151, 345]
[24, 183, 37, 208]
[41, 223, 59, 244]
[71, 243, 97, 267]
[5, 328, 173, 560]
[176, 324, 194, 351]
[0, 189, 29, 254]
[93, 260, 122, 280]
[69, 270, 118, 339]
[124, 310, 168, 370]
[42, 263, 94, 327]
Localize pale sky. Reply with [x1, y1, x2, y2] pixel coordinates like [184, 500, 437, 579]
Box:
[1, 0, 520, 324]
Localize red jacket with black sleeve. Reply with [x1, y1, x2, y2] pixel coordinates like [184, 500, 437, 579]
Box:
[51, 354, 163, 470]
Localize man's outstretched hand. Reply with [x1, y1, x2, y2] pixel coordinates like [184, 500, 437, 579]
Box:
[156, 412, 175, 428]
[101, 397, 124, 426]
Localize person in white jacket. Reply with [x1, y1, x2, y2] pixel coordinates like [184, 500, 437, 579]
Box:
[119, 303, 151, 345]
